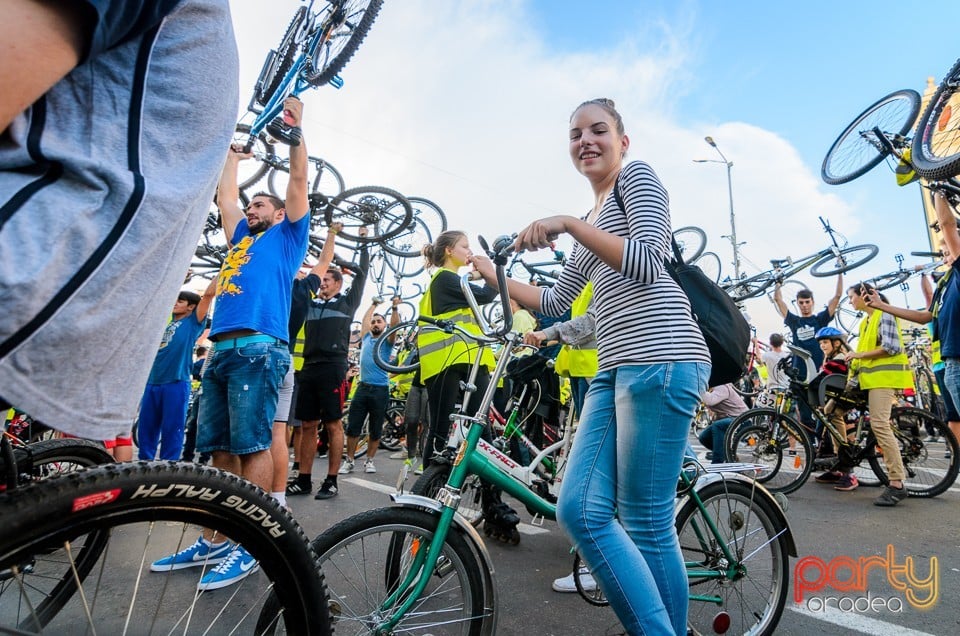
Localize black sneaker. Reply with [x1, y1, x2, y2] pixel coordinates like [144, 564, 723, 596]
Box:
[285, 479, 312, 496]
[314, 480, 339, 500]
[874, 485, 908, 507]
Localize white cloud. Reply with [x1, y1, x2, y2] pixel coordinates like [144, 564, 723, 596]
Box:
[228, 0, 919, 340]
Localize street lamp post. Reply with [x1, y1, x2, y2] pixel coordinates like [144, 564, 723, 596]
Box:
[694, 136, 742, 281]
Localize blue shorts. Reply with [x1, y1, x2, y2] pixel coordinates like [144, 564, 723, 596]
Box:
[197, 340, 290, 455]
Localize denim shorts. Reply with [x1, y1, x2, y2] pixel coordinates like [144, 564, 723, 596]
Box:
[197, 341, 290, 455]
[942, 358, 960, 420]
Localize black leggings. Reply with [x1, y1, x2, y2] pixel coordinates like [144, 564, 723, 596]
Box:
[423, 363, 490, 467]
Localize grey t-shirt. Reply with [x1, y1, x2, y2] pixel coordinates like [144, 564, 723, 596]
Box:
[0, 0, 239, 438]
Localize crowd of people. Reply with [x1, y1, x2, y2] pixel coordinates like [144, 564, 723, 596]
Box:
[2, 4, 959, 633]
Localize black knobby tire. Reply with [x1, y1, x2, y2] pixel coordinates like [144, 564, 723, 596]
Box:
[866, 407, 959, 498]
[232, 124, 275, 191]
[675, 478, 790, 636]
[809, 244, 878, 277]
[324, 185, 413, 242]
[411, 464, 484, 527]
[724, 408, 814, 494]
[0, 463, 331, 635]
[672, 226, 707, 263]
[821, 89, 921, 185]
[373, 320, 421, 374]
[310, 506, 489, 635]
[1, 439, 113, 629]
[911, 58, 960, 180]
[255, 5, 309, 106]
[303, 0, 384, 87]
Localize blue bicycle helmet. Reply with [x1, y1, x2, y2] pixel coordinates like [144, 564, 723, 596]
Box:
[815, 326, 845, 342]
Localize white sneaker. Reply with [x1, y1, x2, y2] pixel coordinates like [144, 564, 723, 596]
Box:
[552, 567, 597, 593]
[364, 459, 377, 474]
[338, 459, 355, 474]
[389, 450, 408, 460]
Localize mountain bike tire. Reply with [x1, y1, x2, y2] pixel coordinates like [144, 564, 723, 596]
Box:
[255, 5, 309, 106]
[808, 243, 878, 277]
[0, 463, 331, 635]
[866, 407, 959, 498]
[303, 0, 384, 87]
[0, 438, 113, 629]
[724, 408, 814, 494]
[911, 58, 960, 180]
[821, 89, 920, 185]
[309, 506, 489, 635]
[323, 185, 413, 242]
[676, 478, 790, 636]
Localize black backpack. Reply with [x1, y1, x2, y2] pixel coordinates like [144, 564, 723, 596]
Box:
[613, 184, 750, 386]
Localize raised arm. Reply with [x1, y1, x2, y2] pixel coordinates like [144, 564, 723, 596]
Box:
[215, 146, 249, 243]
[283, 96, 309, 224]
[311, 221, 343, 279]
[194, 277, 217, 323]
[359, 298, 378, 339]
[863, 289, 932, 324]
[935, 190, 960, 263]
[772, 282, 789, 319]
[827, 273, 843, 317]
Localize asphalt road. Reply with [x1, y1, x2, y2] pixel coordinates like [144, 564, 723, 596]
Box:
[287, 435, 960, 636]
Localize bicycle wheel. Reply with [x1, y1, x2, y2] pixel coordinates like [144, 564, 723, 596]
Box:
[382, 196, 448, 258]
[268, 155, 346, 201]
[673, 226, 707, 263]
[0, 439, 113, 628]
[303, 0, 384, 87]
[0, 463, 330, 635]
[373, 320, 421, 374]
[692, 251, 721, 283]
[723, 272, 774, 302]
[411, 464, 485, 527]
[378, 401, 406, 451]
[832, 296, 862, 335]
[310, 506, 489, 635]
[732, 372, 762, 399]
[868, 269, 912, 292]
[821, 89, 921, 185]
[911, 58, 960, 180]
[324, 185, 413, 242]
[913, 367, 946, 421]
[866, 407, 959, 498]
[231, 124, 275, 191]
[676, 478, 789, 636]
[571, 552, 607, 607]
[809, 244, 878, 277]
[726, 409, 814, 494]
[255, 5, 309, 106]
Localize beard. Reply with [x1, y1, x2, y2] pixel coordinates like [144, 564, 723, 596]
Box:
[247, 216, 273, 234]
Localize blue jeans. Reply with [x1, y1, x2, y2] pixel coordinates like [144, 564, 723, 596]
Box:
[197, 342, 290, 455]
[942, 359, 960, 422]
[137, 381, 190, 460]
[697, 417, 734, 463]
[557, 361, 709, 635]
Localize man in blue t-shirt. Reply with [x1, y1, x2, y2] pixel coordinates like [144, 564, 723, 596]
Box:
[774, 276, 843, 435]
[137, 281, 214, 460]
[342, 296, 401, 474]
[151, 96, 309, 590]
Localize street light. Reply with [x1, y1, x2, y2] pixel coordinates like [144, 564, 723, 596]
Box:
[694, 136, 742, 281]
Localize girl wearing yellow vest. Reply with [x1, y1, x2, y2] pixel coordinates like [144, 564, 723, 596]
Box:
[840, 283, 912, 506]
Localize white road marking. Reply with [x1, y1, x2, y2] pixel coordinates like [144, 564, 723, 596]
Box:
[788, 604, 938, 636]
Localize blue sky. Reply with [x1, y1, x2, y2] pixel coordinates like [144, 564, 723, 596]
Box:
[231, 0, 960, 338]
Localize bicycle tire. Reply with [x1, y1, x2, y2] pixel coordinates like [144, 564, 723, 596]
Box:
[821, 89, 920, 185]
[832, 296, 862, 335]
[231, 124, 275, 191]
[868, 269, 912, 292]
[672, 226, 707, 263]
[267, 155, 346, 201]
[324, 185, 413, 242]
[255, 5, 309, 106]
[303, 0, 384, 87]
[378, 402, 405, 451]
[571, 552, 607, 607]
[0, 439, 113, 629]
[808, 244, 878, 277]
[913, 367, 946, 421]
[725, 408, 814, 494]
[724, 271, 774, 302]
[411, 464, 484, 527]
[675, 478, 789, 636]
[866, 407, 959, 498]
[309, 506, 489, 635]
[384, 247, 427, 278]
[911, 58, 960, 180]
[381, 196, 448, 258]
[0, 462, 331, 635]
[732, 372, 762, 398]
[691, 251, 721, 283]
[373, 320, 422, 374]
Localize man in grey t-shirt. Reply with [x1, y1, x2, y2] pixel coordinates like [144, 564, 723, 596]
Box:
[0, 1, 238, 439]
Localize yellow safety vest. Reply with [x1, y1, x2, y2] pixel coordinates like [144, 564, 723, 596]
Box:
[856, 311, 914, 390]
[417, 268, 495, 381]
[553, 282, 598, 379]
[292, 323, 306, 371]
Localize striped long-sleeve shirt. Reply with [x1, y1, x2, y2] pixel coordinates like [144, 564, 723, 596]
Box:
[539, 161, 710, 371]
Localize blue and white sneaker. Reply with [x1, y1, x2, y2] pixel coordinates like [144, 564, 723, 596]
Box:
[197, 545, 260, 591]
[150, 536, 232, 572]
